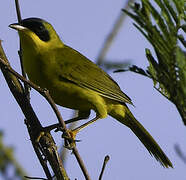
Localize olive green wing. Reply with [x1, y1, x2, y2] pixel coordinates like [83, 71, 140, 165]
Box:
[56, 45, 133, 105]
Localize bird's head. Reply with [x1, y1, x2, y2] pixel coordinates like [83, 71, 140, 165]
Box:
[9, 18, 63, 50]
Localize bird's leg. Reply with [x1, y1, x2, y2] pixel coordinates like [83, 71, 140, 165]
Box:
[65, 116, 100, 141]
[42, 110, 90, 132]
[62, 116, 100, 149]
[40, 110, 94, 148]
[65, 110, 90, 124]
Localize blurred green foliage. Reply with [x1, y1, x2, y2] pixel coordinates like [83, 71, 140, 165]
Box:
[0, 131, 27, 179]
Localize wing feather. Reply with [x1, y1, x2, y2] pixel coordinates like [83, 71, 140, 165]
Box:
[56, 45, 133, 105]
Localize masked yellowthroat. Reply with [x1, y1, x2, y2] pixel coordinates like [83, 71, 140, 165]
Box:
[9, 18, 172, 168]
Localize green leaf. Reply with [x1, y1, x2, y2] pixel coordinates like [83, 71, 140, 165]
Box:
[123, 0, 186, 123]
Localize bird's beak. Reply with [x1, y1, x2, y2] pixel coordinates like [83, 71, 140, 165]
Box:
[9, 23, 27, 31]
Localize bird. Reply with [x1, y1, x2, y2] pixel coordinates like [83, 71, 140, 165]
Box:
[9, 17, 172, 168]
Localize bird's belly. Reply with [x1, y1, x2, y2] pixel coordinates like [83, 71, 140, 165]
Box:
[48, 81, 95, 111]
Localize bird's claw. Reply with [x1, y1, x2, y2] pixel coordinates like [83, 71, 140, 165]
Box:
[62, 129, 81, 149]
[36, 131, 45, 143]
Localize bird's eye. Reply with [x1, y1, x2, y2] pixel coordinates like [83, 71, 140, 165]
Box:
[39, 25, 44, 30]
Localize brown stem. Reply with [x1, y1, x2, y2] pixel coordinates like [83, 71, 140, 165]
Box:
[0, 43, 69, 180]
[15, 0, 22, 22]
[15, 0, 30, 98]
[98, 155, 110, 180]
[0, 56, 91, 180]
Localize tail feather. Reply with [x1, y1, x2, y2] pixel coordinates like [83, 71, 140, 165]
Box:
[126, 114, 172, 168]
[110, 107, 173, 168]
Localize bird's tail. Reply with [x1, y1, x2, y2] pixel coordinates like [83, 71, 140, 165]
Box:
[109, 105, 173, 168]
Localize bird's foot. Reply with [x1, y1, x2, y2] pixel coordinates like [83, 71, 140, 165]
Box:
[37, 122, 84, 148]
[62, 129, 81, 149]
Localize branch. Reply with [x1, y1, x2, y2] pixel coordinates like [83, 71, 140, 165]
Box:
[0, 42, 69, 180]
[0, 51, 91, 180]
[98, 155, 110, 180]
[15, 0, 30, 98]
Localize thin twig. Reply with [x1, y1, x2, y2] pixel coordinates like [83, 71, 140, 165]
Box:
[15, 0, 30, 98]
[24, 119, 53, 179]
[25, 176, 48, 180]
[97, 0, 135, 65]
[98, 155, 110, 180]
[15, 0, 22, 23]
[72, 147, 91, 180]
[43, 90, 92, 179]
[174, 144, 186, 164]
[60, 111, 78, 165]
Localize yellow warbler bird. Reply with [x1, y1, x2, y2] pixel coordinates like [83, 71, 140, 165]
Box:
[9, 18, 172, 168]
